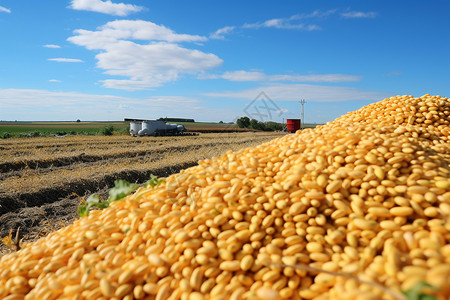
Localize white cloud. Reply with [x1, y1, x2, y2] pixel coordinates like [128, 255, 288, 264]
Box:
[96, 41, 221, 90]
[43, 44, 61, 48]
[204, 83, 392, 102]
[48, 58, 84, 63]
[0, 6, 11, 13]
[69, 0, 144, 16]
[341, 11, 377, 18]
[210, 26, 235, 40]
[69, 20, 207, 49]
[68, 20, 221, 90]
[200, 70, 362, 83]
[49, 79, 62, 82]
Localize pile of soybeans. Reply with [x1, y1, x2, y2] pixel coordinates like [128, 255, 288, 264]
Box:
[1, 94, 449, 300]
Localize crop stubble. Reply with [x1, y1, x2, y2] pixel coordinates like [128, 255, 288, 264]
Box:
[0, 132, 283, 250]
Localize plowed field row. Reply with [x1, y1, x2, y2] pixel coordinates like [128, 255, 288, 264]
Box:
[0, 138, 264, 172]
[1, 134, 256, 163]
[0, 132, 283, 250]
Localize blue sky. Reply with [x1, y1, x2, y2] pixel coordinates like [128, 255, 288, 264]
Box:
[0, 0, 449, 123]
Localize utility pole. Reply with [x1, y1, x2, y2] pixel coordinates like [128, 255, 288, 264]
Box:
[299, 99, 306, 129]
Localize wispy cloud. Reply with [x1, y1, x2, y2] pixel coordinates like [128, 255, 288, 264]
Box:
[341, 11, 377, 18]
[0, 88, 228, 121]
[243, 10, 336, 30]
[48, 58, 84, 63]
[0, 89, 200, 109]
[204, 83, 391, 102]
[222, 71, 266, 81]
[210, 26, 235, 40]
[200, 70, 362, 83]
[69, 0, 144, 16]
[49, 79, 62, 82]
[43, 44, 61, 49]
[0, 6, 11, 13]
[68, 20, 221, 90]
[245, 20, 321, 31]
[384, 71, 402, 77]
[215, 9, 374, 36]
[292, 9, 338, 20]
[270, 74, 362, 82]
[243, 18, 319, 31]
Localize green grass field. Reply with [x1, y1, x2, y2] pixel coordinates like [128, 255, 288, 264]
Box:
[0, 121, 320, 138]
[303, 123, 321, 129]
[0, 121, 236, 138]
[0, 121, 129, 138]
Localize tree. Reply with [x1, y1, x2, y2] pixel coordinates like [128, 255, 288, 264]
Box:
[249, 119, 259, 129]
[219, 121, 224, 124]
[236, 116, 250, 128]
[265, 121, 283, 131]
[76, 119, 81, 123]
[249, 119, 267, 131]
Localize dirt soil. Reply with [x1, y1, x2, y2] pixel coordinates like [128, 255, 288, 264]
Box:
[0, 190, 99, 244]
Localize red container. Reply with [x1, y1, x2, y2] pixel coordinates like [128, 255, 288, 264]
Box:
[286, 119, 301, 133]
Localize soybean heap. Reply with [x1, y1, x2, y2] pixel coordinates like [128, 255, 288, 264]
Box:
[1, 94, 449, 300]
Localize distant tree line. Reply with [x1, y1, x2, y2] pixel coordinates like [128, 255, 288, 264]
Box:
[236, 117, 284, 131]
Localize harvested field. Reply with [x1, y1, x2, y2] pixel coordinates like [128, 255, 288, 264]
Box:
[0, 132, 284, 252]
[0, 121, 129, 137]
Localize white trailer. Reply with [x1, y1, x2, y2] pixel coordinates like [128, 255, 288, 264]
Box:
[139, 120, 167, 136]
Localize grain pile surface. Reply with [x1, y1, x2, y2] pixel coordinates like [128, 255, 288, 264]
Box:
[0, 94, 449, 300]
